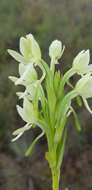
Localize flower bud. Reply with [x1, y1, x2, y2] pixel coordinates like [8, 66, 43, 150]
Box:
[49, 40, 64, 63]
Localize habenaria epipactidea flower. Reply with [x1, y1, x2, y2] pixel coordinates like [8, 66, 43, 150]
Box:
[17, 81, 43, 101]
[72, 50, 92, 75]
[9, 63, 37, 86]
[62, 49, 92, 86]
[17, 98, 38, 123]
[49, 40, 65, 64]
[75, 73, 92, 114]
[8, 33, 41, 64]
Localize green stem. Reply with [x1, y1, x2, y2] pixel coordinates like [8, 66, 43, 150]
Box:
[52, 170, 60, 190]
[50, 59, 55, 75]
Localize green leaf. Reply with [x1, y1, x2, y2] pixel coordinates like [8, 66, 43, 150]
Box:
[54, 71, 61, 95]
[56, 90, 77, 124]
[41, 59, 51, 76]
[70, 106, 81, 132]
[58, 68, 75, 99]
[46, 71, 56, 126]
[54, 116, 67, 144]
[57, 128, 67, 169]
[25, 131, 44, 156]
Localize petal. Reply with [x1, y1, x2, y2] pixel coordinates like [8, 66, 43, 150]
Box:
[13, 124, 32, 135]
[26, 34, 41, 61]
[20, 37, 28, 56]
[8, 49, 24, 63]
[16, 92, 25, 99]
[16, 105, 32, 123]
[8, 76, 18, 83]
[20, 37, 32, 60]
[19, 63, 26, 76]
[11, 132, 23, 142]
[73, 50, 85, 66]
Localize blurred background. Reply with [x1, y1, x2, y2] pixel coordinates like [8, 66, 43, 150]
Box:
[0, 0, 92, 189]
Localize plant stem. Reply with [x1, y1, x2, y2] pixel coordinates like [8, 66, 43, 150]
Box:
[52, 169, 60, 190]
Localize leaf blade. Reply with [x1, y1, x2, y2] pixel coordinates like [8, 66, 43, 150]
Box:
[25, 131, 44, 156]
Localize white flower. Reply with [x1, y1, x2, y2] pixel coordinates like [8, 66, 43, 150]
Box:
[75, 73, 92, 98]
[75, 73, 92, 113]
[61, 50, 92, 87]
[9, 63, 37, 86]
[8, 33, 41, 64]
[49, 40, 65, 63]
[16, 64, 37, 85]
[16, 98, 38, 123]
[72, 50, 92, 75]
[16, 82, 40, 101]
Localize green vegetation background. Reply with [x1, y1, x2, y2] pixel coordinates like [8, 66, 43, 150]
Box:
[0, 0, 92, 190]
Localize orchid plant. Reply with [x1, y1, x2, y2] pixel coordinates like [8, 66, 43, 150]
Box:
[8, 34, 92, 190]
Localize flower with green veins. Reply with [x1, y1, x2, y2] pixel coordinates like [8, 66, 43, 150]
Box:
[8, 33, 41, 64]
[8, 33, 92, 190]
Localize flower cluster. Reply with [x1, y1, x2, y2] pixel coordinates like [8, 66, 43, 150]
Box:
[8, 33, 92, 190]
